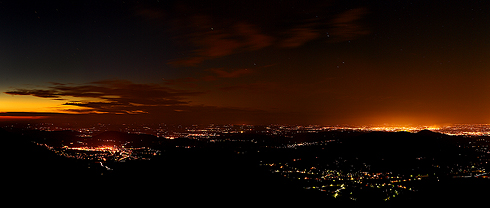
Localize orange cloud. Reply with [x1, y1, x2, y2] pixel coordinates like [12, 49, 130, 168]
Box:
[167, 15, 273, 67]
[328, 8, 370, 42]
[233, 22, 274, 51]
[280, 26, 321, 48]
[138, 3, 369, 68]
[209, 68, 252, 78]
[5, 80, 202, 115]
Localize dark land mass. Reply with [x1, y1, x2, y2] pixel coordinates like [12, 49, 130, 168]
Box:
[2, 127, 489, 205]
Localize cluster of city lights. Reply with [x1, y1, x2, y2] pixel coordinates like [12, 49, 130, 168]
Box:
[18, 123, 490, 138]
[262, 161, 418, 201]
[323, 124, 490, 136]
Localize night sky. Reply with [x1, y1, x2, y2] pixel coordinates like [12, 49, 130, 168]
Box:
[1, 0, 489, 126]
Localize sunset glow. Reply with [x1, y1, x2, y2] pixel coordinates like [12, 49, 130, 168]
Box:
[0, 1, 488, 126]
[0, 116, 48, 121]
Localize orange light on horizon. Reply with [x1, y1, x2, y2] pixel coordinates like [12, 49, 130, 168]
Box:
[0, 116, 49, 121]
[0, 93, 99, 114]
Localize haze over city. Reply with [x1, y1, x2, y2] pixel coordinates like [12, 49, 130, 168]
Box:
[1, 0, 489, 126]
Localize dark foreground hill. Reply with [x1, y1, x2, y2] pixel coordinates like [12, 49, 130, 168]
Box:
[1, 128, 326, 205]
[2, 128, 489, 205]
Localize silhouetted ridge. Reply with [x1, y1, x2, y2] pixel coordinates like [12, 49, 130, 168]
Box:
[416, 129, 445, 137]
[93, 131, 136, 141]
[92, 131, 158, 146]
[322, 131, 463, 174]
[1, 128, 97, 184]
[3, 127, 487, 204]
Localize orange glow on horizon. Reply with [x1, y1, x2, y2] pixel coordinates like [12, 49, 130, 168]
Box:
[0, 116, 49, 120]
[348, 112, 455, 127]
[0, 93, 96, 114]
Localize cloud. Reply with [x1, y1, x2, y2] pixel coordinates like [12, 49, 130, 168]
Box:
[166, 10, 369, 66]
[278, 7, 370, 47]
[280, 25, 321, 48]
[1, 95, 284, 126]
[219, 81, 280, 92]
[5, 89, 60, 98]
[5, 80, 201, 115]
[137, 3, 369, 67]
[233, 23, 274, 51]
[2, 78, 323, 125]
[209, 68, 252, 78]
[167, 16, 274, 67]
[162, 77, 202, 88]
[327, 8, 370, 42]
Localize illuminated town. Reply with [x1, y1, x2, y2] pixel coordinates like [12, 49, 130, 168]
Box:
[3, 122, 488, 202]
[16, 123, 490, 138]
[261, 160, 419, 201]
[33, 142, 160, 162]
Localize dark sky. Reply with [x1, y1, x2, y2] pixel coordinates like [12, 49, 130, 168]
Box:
[1, 0, 489, 126]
